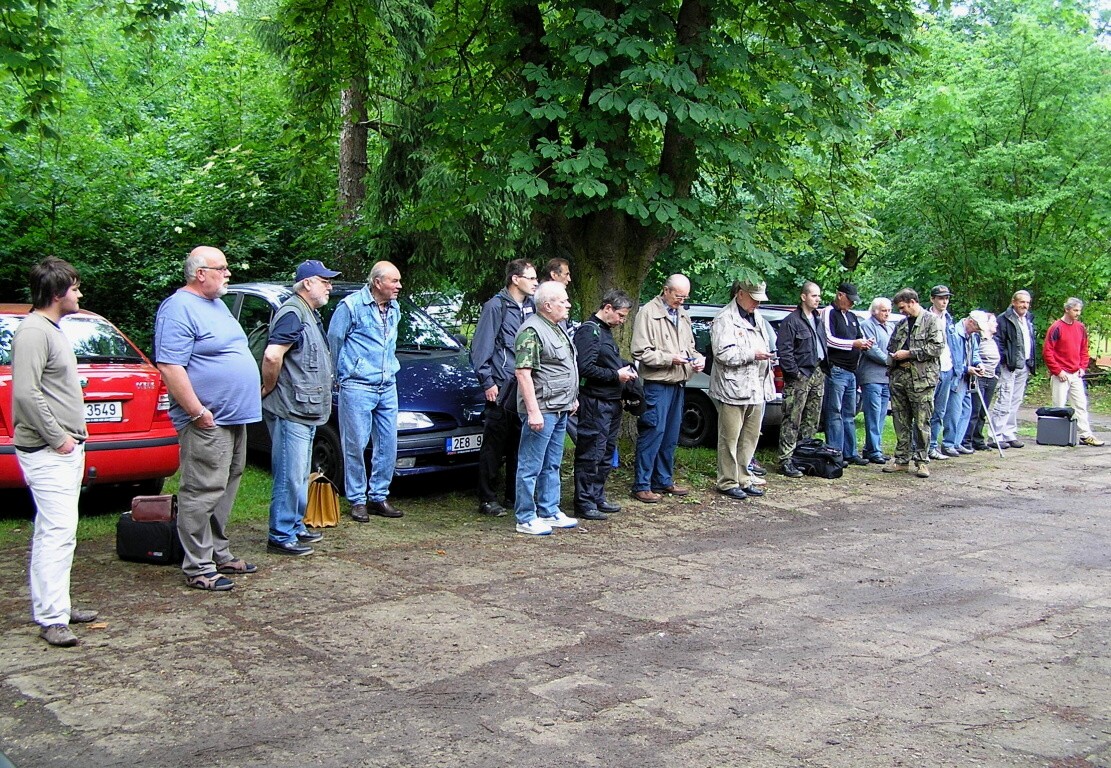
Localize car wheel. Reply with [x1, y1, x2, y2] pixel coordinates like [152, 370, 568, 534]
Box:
[312, 423, 345, 495]
[680, 390, 717, 448]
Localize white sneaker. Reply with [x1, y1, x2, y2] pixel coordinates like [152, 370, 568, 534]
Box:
[516, 519, 553, 536]
[541, 511, 578, 529]
[749, 476, 767, 486]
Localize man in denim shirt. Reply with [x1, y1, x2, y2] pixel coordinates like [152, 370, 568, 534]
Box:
[328, 262, 404, 522]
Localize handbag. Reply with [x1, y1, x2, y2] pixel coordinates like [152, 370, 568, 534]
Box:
[130, 494, 176, 523]
[304, 472, 340, 528]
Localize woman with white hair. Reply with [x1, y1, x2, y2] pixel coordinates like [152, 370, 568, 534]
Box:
[963, 311, 999, 450]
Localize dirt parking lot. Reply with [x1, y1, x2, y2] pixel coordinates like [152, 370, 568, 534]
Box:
[0, 413, 1108, 768]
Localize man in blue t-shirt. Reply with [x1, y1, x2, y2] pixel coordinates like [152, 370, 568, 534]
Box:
[155, 246, 262, 592]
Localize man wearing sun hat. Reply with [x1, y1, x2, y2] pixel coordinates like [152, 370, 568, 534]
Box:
[261, 259, 341, 556]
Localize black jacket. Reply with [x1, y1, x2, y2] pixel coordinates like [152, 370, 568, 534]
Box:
[995, 306, 1037, 374]
[574, 316, 629, 400]
[776, 306, 826, 380]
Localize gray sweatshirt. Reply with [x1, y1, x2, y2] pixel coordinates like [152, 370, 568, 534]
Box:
[12, 312, 87, 450]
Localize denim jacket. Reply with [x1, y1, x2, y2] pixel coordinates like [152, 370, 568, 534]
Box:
[327, 285, 400, 387]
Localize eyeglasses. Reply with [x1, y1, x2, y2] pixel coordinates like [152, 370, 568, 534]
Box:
[198, 265, 231, 274]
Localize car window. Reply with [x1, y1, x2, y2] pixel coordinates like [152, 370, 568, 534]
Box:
[0, 314, 143, 365]
[239, 295, 274, 365]
[320, 291, 460, 351]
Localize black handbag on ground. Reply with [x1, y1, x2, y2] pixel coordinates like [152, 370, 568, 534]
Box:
[792, 439, 844, 479]
[117, 493, 184, 565]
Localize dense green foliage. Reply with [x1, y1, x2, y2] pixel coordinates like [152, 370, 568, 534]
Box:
[1, 0, 1108, 345]
[858, 0, 1111, 330]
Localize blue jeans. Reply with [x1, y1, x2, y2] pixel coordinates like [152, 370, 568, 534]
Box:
[823, 366, 859, 459]
[633, 382, 684, 492]
[264, 413, 315, 544]
[942, 376, 973, 450]
[338, 382, 398, 505]
[515, 411, 569, 525]
[859, 382, 890, 460]
[929, 368, 954, 450]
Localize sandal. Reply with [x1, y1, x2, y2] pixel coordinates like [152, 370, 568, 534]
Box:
[186, 572, 234, 591]
[216, 558, 258, 575]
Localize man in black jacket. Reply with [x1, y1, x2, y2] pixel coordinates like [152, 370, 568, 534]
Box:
[469, 259, 538, 516]
[989, 290, 1035, 449]
[775, 281, 827, 477]
[572, 290, 638, 520]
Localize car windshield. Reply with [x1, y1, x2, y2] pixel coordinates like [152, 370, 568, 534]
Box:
[0, 313, 144, 365]
[319, 293, 460, 351]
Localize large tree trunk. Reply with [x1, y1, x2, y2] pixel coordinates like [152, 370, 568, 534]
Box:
[338, 77, 369, 266]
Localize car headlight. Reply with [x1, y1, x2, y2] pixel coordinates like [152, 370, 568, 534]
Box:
[397, 411, 435, 430]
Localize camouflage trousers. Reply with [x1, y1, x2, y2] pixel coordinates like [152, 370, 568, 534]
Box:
[890, 379, 934, 465]
[777, 369, 825, 464]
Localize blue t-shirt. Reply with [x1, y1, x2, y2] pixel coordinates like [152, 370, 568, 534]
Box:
[154, 289, 262, 429]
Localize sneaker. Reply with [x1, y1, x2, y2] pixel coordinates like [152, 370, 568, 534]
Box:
[69, 608, 98, 623]
[956, 445, 975, 455]
[1080, 435, 1105, 447]
[1008, 439, 1025, 449]
[577, 508, 608, 521]
[40, 624, 78, 647]
[749, 476, 767, 486]
[882, 460, 909, 473]
[267, 539, 314, 556]
[541, 511, 578, 529]
[941, 446, 961, 458]
[927, 448, 948, 461]
[915, 463, 930, 478]
[297, 530, 324, 544]
[779, 462, 803, 478]
[516, 519, 553, 536]
[747, 460, 768, 477]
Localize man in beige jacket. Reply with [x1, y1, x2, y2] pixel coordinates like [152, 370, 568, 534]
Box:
[710, 281, 776, 500]
[630, 274, 705, 503]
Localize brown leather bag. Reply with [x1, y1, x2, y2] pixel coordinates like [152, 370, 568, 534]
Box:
[131, 494, 176, 523]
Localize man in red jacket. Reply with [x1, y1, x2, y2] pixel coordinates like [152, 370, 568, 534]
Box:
[1043, 298, 1104, 446]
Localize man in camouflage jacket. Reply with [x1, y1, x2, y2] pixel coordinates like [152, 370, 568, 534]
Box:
[883, 288, 945, 477]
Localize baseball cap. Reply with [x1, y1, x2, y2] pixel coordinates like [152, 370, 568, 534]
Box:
[736, 281, 769, 301]
[968, 310, 991, 330]
[930, 285, 952, 298]
[295, 260, 342, 282]
[836, 282, 860, 303]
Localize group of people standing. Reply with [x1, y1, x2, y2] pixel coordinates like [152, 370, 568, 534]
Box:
[776, 283, 1104, 481]
[12, 249, 1105, 645]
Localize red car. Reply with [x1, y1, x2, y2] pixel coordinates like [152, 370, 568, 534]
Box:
[0, 304, 179, 494]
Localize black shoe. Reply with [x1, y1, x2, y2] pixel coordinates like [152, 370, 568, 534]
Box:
[747, 460, 768, 477]
[350, 503, 370, 522]
[847, 456, 870, 466]
[868, 454, 888, 465]
[368, 500, 403, 518]
[741, 486, 765, 497]
[779, 462, 803, 478]
[986, 440, 1008, 450]
[297, 530, 323, 544]
[972, 442, 988, 451]
[717, 487, 748, 500]
[598, 500, 622, 514]
[478, 501, 508, 517]
[578, 508, 609, 521]
[267, 539, 313, 556]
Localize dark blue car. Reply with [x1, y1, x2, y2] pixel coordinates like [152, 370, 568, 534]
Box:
[222, 282, 485, 492]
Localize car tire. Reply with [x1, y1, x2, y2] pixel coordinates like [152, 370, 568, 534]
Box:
[680, 390, 717, 448]
[312, 423, 345, 495]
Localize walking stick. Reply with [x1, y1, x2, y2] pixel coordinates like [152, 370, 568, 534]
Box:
[972, 377, 1005, 458]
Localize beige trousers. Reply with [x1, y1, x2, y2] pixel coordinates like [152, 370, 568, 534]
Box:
[715, 401, 764, 490]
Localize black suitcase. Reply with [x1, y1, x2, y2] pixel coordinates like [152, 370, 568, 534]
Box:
[792, 439, 844, 479]
[116, 511, 184, 565]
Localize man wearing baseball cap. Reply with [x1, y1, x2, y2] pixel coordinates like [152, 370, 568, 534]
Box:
[926, 285, 958, 460]
[260, 259, 342, 555]
[820, 282, 873, 467]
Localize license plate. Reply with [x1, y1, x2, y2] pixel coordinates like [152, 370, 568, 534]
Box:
[85, 401, 123, 423]
[446, 434, 482, 454]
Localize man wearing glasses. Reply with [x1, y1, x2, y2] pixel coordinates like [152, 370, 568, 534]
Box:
[155, 246, 261, 591]
[469, 259, 539, 517]
[260, 260, 341, 556]
[630, 274, 705, 503]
